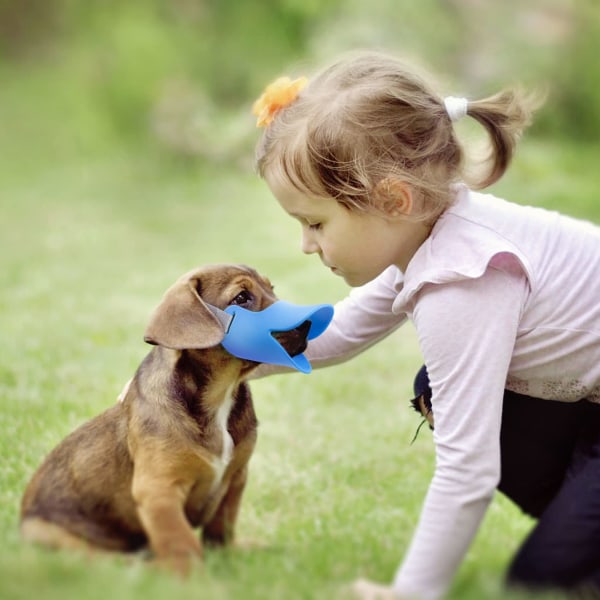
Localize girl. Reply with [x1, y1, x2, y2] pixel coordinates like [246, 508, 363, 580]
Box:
[252, 51, 600, 599]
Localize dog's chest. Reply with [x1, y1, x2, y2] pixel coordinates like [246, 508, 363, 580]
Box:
[208, 390, 235, 491]
[185, 385, 240, 525]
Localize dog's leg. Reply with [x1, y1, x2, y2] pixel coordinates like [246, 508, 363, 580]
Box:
[202, 464, 248, 547]
[21, 517, 100, 553]
[20, 517, 143, 564]
[132, 449, 210, 576]
[202, 431, 257, 547]
[134, 487, 201, 575]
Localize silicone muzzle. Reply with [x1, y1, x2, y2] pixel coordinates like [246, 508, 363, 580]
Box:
[207, 300, 334, 374]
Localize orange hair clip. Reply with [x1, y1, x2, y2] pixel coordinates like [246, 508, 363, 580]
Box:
[252, 76, 308, 127]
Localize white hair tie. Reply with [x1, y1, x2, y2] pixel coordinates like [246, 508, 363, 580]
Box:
[444, 96, 468, 122]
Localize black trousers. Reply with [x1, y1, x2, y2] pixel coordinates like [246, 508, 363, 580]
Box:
[413, 366, 600, 596]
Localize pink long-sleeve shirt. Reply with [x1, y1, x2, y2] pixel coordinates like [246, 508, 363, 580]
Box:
[302, 184, 600, 599]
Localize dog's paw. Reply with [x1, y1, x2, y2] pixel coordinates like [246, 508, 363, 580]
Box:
[151, 551, 203, 578]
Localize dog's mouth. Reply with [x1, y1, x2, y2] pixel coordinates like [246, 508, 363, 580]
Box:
[271, 320, 311, 357]
[215, 300, 332, 373]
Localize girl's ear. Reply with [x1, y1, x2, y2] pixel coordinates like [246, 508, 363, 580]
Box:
[372, 177, 413, 217]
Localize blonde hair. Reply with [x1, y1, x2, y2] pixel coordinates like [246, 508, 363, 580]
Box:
[255, 51, 540, 222]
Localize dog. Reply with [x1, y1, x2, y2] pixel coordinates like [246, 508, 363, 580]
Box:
[20, 264, 311, 574]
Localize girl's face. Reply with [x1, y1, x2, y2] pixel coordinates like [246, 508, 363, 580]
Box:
[266, 173, 431, 286]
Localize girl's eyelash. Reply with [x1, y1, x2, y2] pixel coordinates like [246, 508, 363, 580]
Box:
[308, 222, 322, 230]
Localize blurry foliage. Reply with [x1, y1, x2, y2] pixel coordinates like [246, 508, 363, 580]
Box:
[536, 0, 600, 139]
[0, 0, 598, 166]
[0, 0, 341, 162]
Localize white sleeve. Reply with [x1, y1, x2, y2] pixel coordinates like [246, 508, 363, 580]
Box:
[393, 266, 527, 600]
[253, 266, 407, 377]
[306, 266, 407, 367]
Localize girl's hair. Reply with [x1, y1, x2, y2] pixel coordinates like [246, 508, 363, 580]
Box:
[255, 51, 540, 222]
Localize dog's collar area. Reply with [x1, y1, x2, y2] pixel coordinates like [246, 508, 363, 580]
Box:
[205, 301, 334, 373]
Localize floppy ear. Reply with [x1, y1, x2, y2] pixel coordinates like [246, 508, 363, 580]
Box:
[144, 278, 225, 350]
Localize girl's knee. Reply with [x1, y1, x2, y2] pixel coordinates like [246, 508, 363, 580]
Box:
[506, 551, 556, 590]
[506, 544, 599, 593]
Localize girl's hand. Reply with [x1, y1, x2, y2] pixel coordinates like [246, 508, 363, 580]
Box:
[350, 578, 398, 600]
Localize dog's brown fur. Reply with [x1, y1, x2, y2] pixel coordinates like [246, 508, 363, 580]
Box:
[20, 264, 310, 574]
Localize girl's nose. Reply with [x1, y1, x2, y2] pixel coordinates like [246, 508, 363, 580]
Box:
[301, 227, 319, 255]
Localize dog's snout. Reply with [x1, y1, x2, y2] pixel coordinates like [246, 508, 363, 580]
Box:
[272, 320, 311, 357]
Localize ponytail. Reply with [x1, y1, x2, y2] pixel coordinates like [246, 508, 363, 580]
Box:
[466, 88, 543, 189]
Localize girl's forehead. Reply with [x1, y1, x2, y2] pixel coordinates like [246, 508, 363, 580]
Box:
[266, 169, 334, 215]
[263, 139, 329, 199]
[265, 163, 315, 200]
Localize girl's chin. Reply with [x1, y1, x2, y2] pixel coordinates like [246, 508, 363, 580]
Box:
[327, 265, 372, 286]
[341, 273, 368, 287]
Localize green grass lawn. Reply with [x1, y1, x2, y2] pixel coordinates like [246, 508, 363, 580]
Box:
[2, 136, 598, 600]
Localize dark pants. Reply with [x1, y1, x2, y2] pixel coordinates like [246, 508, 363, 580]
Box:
[413, 366, 600, 596]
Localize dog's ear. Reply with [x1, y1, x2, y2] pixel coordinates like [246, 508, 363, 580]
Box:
[144, 279, 225, 350]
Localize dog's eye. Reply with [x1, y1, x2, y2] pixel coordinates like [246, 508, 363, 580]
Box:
[230, 290, 253, 307]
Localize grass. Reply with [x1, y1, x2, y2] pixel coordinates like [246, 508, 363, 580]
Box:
[2, 132, 599, 600]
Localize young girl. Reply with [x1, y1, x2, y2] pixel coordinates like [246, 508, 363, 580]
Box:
[252, 51, 600, 599]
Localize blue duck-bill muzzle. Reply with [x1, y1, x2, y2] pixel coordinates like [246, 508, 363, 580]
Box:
[206, 300, 334, 374]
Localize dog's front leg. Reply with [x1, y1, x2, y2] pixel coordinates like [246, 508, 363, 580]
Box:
[136, 490, 201, 575]
[132, 451, 203, 576]
[202, 464, 248, 546]
[203, 433, 256, 547]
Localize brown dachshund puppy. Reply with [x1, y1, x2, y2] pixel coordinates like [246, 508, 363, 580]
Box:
[20, 264, 310, 574]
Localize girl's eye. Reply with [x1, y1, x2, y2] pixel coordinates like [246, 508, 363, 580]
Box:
[308, 222, 322, 231]
[231, 290, 253, 307]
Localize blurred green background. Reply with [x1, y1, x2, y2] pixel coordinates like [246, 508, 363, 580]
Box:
[1, 2, 599, 600]
[1, 0, 599, 173]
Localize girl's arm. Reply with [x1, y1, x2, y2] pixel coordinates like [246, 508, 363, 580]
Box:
[307, 265, 407, 367]
[393, 264, 527, 599]
[254, 266, 407, 377]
